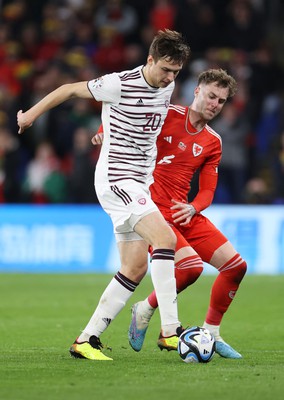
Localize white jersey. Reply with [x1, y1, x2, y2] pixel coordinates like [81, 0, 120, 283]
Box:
[87, 65, 173, 189]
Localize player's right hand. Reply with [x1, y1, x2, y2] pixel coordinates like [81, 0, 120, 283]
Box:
[171, 200, 196, 226]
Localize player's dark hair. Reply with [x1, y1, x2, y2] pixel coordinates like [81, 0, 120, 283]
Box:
[198, 69, 237, 97]
[149, 29, 191, 65]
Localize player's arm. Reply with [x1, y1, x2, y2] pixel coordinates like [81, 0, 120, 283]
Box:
[17, 81, 92, 134]
[190, 168, 218, 212]
[190, 141, 222, 213]
[171, 147, 221, 225]
[171, 170, 218, 225]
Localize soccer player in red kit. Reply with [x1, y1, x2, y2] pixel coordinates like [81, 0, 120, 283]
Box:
[94, 69, 247, 359]
[127, 68, 247, 359]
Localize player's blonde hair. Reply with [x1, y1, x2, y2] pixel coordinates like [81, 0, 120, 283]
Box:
[198, 69, 237, 98]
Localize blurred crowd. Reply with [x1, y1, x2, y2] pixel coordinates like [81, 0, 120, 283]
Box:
[0, 0, 284, 205]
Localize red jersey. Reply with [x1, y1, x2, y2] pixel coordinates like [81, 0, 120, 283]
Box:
[150, 104, 222, 213]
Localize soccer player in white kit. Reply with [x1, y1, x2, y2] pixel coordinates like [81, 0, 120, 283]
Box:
[17, 29, 191, 360]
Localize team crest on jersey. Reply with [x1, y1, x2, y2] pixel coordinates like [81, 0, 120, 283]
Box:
[136, 195, 146, 205]
[178, 141, 187, 151]
[192, 143, 203, 157]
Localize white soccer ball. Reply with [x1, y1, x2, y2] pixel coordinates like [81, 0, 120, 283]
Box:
[177, 326, 215, 363]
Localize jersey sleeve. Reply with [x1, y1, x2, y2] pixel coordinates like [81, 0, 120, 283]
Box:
[87, 73, 121, 104]
[190, 141, 221, 213]
[190, 173, 218, 212]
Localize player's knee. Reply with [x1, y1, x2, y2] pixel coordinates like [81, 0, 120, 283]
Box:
[167, 232, 177, 249]
[222, 257, 247, 284]
[176, 266, 203, 292]
[164, 227, 177, 248]
[152, 227, 176, 249]
[175, 255, 203, 292]
[237, 259, 247, 281]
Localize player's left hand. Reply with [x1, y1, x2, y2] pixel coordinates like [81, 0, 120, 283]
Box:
[171, 200, 196, 226]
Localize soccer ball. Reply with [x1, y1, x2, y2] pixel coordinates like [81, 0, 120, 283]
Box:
[177, 326, 215, 363]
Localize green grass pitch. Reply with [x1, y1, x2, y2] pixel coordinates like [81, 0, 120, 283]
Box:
[0, 273, 283, 400]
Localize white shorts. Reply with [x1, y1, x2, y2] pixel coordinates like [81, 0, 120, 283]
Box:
[95, 182, 158, 241]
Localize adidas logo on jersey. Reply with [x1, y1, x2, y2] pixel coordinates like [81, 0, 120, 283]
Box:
[136, 98, 144, 105]
[164, 136, 172, 143]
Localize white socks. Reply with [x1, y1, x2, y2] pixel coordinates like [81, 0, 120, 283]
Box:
[151, 251, 180, 336]
[78, 273, 136, 342]
[203, 322, 223, 342]
[135, 299, 155, 330]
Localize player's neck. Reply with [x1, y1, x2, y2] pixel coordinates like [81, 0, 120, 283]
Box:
[186, 108, 207, 134]
[142, 65, 156, 88]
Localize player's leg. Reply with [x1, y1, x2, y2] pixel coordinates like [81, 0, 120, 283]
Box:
[202, 242, 246, 358]
[71, 182, 154, 361]
[128, 227, 203, 351]
[70, 237, 149, 360]
[107, 183, 179, 336]
[134, 211, 181, 338]
[156, 244, 204, 351]
[193, 220, 247, 358]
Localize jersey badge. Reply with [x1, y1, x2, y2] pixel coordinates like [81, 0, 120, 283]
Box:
[136, 195, 146, 205]
[193, 143, 203, 157]
[91, 77, 103, 89]
[164, 136, 172, 143]
[178, 141, 187, 151]
[137, 98, 144, 105]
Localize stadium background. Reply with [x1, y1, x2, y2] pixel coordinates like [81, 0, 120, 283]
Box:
[0, 0, 283, 274]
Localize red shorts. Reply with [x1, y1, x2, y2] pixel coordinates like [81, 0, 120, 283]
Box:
[160, 208, 228, 263]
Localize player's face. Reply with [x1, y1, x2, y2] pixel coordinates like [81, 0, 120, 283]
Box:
[144, 55, 183, 88]
[194, 82, 229, 121]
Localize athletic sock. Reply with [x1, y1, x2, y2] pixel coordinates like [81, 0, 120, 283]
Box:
[147, 291, 158, 308]
[202, 322, 223, 342]
[203, 255, 247, 342]
[150, 248, 180, 336]
[139, 298, 155, 318]
[78, 271, 138, 341]
[135, 299, 155, 330]
[147, 254, 203, 308]
[204, 254, 247, 326]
